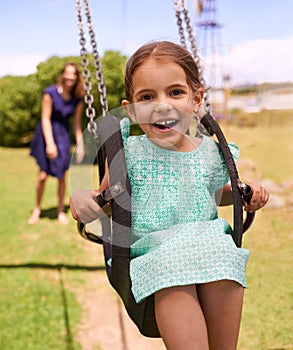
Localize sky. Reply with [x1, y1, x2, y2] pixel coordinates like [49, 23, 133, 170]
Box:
[1, 0, 293, 86]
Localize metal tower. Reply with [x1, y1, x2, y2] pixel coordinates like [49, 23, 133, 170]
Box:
[196, 0, 223, 88]
[195, 0, 231, 116]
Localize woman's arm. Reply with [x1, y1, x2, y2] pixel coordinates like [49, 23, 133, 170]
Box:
[41, 93, 58, 159]
[73, 101, 85, 164]
[73, 101, 84, 142]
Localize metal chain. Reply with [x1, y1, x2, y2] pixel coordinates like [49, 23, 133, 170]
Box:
[76, 0, 109, 143]
[76, 0, 99, 141]
[174, 1, 187, 50]
[83, 0, 108, 116]
[173, 0, 211, 113]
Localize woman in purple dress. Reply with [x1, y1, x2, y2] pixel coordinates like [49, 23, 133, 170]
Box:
[29, 62, 85, 224]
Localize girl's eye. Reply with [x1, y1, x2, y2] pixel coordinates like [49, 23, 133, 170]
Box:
[141, 94, 152, 101]
[170, 89, 184, 96]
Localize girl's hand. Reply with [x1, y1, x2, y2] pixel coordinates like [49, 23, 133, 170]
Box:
[46, 143, 58, 160]
[70, 189, 107, 224]
[244, 183, 269, 212]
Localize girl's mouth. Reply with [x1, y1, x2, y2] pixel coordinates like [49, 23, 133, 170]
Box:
[153, 119, 179, 130]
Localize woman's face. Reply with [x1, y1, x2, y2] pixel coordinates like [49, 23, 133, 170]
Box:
[123, 58, 201, 152]
[62, 65, 78, 89]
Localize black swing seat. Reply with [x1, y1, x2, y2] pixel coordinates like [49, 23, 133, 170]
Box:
[78, 112, 254, 338]
[97, 113, 160, 337]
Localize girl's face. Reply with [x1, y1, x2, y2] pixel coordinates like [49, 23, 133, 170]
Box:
[123, 58, 201, 152]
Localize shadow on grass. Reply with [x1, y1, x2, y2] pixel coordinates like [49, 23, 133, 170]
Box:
[40, 205, 70, 220]
[0, 262, 105, 350]
[0, 262, 104, 271]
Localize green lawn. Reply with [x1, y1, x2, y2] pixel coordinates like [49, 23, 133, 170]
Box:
[0, 147, 104, 350]
[220, 118, 293, 349]
[0, 116, 292, 349]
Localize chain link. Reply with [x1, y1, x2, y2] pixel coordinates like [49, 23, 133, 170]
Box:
[173, 0, 211, 113]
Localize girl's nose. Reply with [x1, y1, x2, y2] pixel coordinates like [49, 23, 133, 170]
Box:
[154, 103, 173, 114]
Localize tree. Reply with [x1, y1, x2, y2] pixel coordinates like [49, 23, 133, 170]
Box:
[101, 50, 127, 111]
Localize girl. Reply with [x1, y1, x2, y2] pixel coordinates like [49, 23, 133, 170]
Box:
[70, 41, 269, 349]
[29, 62, 85, 225]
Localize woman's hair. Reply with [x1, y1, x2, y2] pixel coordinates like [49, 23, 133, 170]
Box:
[125, 41, 202, 102]
[58, 62, 85, 99]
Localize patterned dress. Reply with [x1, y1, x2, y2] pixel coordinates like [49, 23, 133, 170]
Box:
[30, 85, 82, 179]
[120, 118, 249, 303]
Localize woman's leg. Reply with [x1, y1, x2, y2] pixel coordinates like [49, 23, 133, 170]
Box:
[155, 285, 209, 350]
[28, 170, 47, 224]
[197, 280, 244, 350]
[57, 175, 68, 224]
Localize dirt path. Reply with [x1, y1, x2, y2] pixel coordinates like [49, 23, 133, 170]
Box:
[73, 244, 165, 350]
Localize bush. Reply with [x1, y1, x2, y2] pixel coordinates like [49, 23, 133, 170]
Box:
[0, 75, 41, 147]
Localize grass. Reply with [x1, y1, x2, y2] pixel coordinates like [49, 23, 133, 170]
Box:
[0, 113, 293, 349]
[223, 123, 293, 183]
[219, 114, 293, 349]
[243, 218, 293, 349]
[0, 147, 104, 350]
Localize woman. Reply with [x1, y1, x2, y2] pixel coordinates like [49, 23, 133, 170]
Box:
[29, 62, 85, 225]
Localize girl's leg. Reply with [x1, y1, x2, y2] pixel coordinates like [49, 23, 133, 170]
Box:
[57, 175, 68, 224]
[197, 280, 244, 350]
[28, 170, 47, 224]
[155, 285, 209, 350]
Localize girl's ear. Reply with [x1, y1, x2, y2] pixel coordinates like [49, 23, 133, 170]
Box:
[122, 99, 137, 121]
[193, 89, 203, 111]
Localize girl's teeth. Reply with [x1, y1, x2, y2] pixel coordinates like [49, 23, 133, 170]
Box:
[157, 120, 172, 125]
[155, 120, 177, 126]
[153, 120, 178, 130]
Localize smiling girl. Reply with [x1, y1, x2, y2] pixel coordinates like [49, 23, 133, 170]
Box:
[70, 41, 269, 349]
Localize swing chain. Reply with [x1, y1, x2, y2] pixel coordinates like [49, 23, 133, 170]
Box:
[82, 0, 109, 116]
[173, 0, 211, 113]
[174, 1, 187, 50]
[76, 0, 100, 142]
[76, 0, 110, 144]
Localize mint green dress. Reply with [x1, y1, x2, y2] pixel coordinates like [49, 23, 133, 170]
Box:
[120, 118, 249, 303]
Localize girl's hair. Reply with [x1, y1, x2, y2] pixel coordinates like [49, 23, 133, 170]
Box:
[58, 62, 85, 99]
[125, 41, 202, 102]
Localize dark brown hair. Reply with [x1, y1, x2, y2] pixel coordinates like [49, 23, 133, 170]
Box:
[125, 41, 202, 102]
[58, 62, 85, 99]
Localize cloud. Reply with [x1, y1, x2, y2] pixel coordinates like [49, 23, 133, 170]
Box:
[199, 37, 293, 86]
[227, 37, 293, 85]
[0, 54, 47, 77]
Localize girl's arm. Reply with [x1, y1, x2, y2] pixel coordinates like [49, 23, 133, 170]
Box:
[73, 101, 85, 164]
[217, 182, 269, 212]
[70, 161, 110, 223]
[41, 93, 58, 159]
[216, 183, 233, 206]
